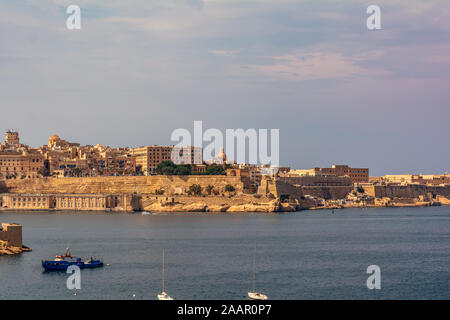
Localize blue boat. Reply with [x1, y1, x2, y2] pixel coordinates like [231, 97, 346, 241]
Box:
[42, 248, 103, 272]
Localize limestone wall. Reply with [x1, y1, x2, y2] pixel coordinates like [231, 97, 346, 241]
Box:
[371, 185, 450, 199]
[278, 176, 352, 187]
[3, 176, 245, 196]
[258, 177, 353, 200]
[0, 223, 22, 248]
[300, 186, 354, 200]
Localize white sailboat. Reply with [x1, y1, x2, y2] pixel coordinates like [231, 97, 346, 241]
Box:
[248, 243, 268, 300]
[157, 249, 174, 300]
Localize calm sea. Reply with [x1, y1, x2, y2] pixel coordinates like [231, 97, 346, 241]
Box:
[0, 206, 449, 300]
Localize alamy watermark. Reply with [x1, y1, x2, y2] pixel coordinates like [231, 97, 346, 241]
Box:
[367, 5, 381, 30]
[170, 121, 279, 169]
[366, 265, 381, 290]
[66, 5, 81, 30]
[66, 265, 81, 290]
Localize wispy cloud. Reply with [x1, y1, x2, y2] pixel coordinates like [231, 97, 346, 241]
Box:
[251, 51, 388, 81]
[210, 49, 241, 56]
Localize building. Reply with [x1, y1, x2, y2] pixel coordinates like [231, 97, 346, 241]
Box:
[413, 174, 450, 185]
[4, 131, 20, 148]
[0, 150, 45, 179]
[318, 165, 369, 184]
[289, 168, 322, 177]
[130, 145, 203, 175]
[289, 165, 369, 184]
[171, 146, 203, 165]
[42, 135, 136, 177]
[47, 134, 80, 149]
[0, 193, 131, 211]
[379, 174, 450, 186]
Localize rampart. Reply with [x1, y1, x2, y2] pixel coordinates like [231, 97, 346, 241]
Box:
[258, 176, 353, 200]
[365, 184, 450, 199]
[2, 176, 245, 195]
[0, 223, 22, 248]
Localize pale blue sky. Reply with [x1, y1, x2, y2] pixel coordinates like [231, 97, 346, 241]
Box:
[1, 0, 449, 175]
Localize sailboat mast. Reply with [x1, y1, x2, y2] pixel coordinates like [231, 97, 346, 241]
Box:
[162, 249, 165, 292]
[253, 243, 256, 292]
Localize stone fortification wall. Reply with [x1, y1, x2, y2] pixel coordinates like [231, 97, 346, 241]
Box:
[258, 177, 353, 200]
[369, 184, 450, 199]
[278, 176, 352, 187]
[3, 176, 245, 195]
[0, 223, 22, 248]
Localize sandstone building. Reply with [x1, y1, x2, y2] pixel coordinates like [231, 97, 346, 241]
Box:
[289, 165, 369, 184]
[130, 145, 203, 175]
[0, 131, 45, 179]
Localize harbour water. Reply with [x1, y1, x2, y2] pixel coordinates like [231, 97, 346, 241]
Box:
[0, 206, 449, 300]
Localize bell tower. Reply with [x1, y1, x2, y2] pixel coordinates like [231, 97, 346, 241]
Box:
[5, 130, 20, 146]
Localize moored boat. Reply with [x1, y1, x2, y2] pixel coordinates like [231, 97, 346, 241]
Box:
[248, 292, 268, 300]
[157, 249, 174, 300]
[42, 248, 103, 272]
[247, 243, 269, 300]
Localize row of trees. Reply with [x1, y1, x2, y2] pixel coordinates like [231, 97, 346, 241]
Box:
[19, 161, 226, 179]
[155, 161, 226, 176]
[187, 183, 236, 196]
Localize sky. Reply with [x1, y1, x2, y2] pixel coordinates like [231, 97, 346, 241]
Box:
[1, 0, 449, 176]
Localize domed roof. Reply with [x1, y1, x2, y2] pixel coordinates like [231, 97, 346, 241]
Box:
[217, 147, 227, 161]
[49, 134, 60, 141]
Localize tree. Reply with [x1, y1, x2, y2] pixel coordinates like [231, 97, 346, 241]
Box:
[225, 184, 235, 192]
[175, 164, 192, 175]
[37, 166, 50, 177]
[206, 185, 214, 195]
[156, 161, 192, 175]
[156, 161, 177, 175]
[204, 164, 226, 175]
[73, 167, 82, 177]
[188, 184, 202, 196]
[356, 186, 365, 194]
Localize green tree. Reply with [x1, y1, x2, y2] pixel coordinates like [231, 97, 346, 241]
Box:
[156, 161, 192, 175]
[206, 185, 214, 195]
[175, 164, 192, 175]
[37, 166, 50, 177]
[73, 167, 82, 177]
[188, 184, 202, 196]
[225, 184, 235, 192]
[205, 164, 226, 175]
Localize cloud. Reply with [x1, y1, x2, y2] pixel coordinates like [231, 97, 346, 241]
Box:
[210, 49, 241, 56]
[251, 51, 389, 81]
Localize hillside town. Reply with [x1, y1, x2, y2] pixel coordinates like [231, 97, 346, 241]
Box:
[0, 130, 449, 213]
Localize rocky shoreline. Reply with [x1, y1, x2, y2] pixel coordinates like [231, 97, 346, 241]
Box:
[0, 245, 31, 256]
[141, 194, 449, 213]
[1, 191, 449, 214]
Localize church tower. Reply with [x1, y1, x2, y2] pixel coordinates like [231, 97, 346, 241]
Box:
[5, 131, 20, 146]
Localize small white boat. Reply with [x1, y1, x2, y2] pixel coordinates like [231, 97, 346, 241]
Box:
[248, 243, 268, 300]
[157, 249, 174, 300]
[141, 211, 152, 216]
[248, 292, 268, 300]
[157, 291, 174, 300]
